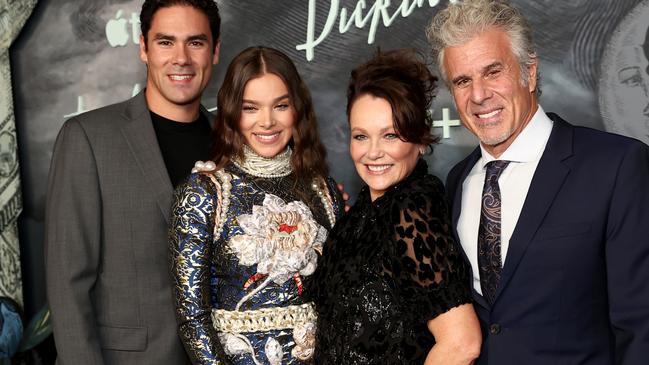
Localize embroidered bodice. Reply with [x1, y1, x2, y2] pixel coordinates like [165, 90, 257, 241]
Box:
[311, 160, 472, 364]
[170, 160, 343, 365]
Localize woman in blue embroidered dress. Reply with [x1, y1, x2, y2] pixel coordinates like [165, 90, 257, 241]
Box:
[169, 46, 344, 365]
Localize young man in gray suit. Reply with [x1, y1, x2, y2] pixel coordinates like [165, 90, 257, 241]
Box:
[45, 1, 220, 363]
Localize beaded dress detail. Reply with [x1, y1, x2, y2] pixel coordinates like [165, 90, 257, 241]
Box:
[312, 160, 472, 364]
[170, 147, 343, 365]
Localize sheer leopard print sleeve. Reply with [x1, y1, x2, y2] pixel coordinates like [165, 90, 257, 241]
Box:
[169, 173, 230, 365]
[387, 174, 472, 323]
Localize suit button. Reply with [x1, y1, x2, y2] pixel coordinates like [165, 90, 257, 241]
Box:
[489, 324, 501, 335]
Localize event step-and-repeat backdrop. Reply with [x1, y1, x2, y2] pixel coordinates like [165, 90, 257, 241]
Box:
[9, 0, 649, 317]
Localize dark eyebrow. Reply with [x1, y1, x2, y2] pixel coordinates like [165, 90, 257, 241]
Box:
[273, 94, 290, 103]
[450, 61, 505, 85]
[153, 33, 175, 41]
[152, 33, 209, 43]
[242, 94, 290, 105]
[483, 61, 504, 74]
[451, 73, 469, 85]
[187, 34, 209, 43]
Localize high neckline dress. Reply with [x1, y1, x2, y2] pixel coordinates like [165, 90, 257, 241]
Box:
[170, 161, 344, 365]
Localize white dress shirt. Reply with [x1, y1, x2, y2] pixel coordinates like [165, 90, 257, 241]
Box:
[457, 106, 553, 295]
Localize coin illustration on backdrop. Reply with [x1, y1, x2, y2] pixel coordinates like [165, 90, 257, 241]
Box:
[599, 0, 649, 145]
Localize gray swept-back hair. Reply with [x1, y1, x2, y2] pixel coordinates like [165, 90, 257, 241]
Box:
[426, 0, 540, 95]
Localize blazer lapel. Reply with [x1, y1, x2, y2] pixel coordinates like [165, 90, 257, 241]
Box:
[121, 92, 174, 224]
[450, 148, 490, 309]
[451, 147, 482, 233]
[494, 114, 574, 300]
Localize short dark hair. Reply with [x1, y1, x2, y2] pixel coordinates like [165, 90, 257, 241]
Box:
[347, 48, 440, 148]
[140, 0, 221, 51]
[212, 46, 329, 181]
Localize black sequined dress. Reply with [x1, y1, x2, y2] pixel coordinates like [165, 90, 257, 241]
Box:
[312, 160, 472, 364]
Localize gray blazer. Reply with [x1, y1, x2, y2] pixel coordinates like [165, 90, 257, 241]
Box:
[45, 92, 204, 364]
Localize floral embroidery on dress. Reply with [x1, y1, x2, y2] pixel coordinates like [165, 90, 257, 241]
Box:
[171, 162, 344, 365]
[230, 193, 327, 306]
[215, 193, 326, 364]
[291, 321, 316, 360]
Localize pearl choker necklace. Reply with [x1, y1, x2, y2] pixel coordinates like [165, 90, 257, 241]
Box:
[233, 145, 292, 178]
[231, 145, 336, 228]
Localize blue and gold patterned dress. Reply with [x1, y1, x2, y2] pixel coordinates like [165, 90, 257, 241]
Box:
[169, 148, 343, 365]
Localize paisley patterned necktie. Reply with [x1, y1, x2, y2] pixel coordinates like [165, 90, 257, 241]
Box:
[478, 160, 510, 304]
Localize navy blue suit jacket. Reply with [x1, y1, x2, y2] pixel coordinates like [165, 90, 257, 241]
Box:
[446, 113, 649, 365]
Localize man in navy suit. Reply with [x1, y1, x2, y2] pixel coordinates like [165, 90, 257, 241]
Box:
[427, 0, 649, 364]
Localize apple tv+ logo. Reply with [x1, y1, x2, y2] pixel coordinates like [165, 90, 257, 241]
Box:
[105, 9, 140, 47]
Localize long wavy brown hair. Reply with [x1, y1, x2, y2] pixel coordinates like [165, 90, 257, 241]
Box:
[211, 46, 329, 182]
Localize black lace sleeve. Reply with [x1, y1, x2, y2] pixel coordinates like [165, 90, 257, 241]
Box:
[387, 175, 472, 323]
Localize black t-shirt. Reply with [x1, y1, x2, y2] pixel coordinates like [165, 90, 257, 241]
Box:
[150, 111, 212, 187]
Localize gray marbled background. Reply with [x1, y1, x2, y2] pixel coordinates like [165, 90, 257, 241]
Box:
[10, 0, 648, 316]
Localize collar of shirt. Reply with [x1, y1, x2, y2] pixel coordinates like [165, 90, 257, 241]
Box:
[477, 105, 554, 170]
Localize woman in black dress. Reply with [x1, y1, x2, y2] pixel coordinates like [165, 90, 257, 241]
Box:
[312, 49, 482, 364]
